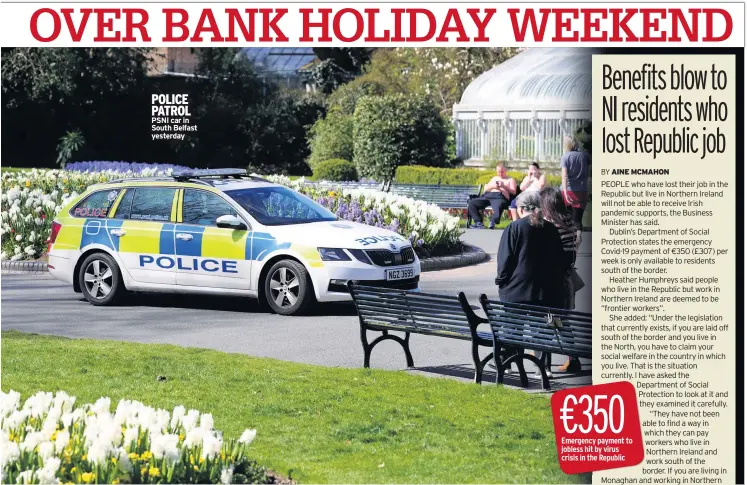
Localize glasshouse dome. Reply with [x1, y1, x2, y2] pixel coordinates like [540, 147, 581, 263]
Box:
[452, 48, 598, 164]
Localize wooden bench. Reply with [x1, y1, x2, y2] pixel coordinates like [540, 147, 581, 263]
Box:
[389, 184, 481, 210]
[479, 296, 592, 390]
[347, 283, 495, 383]
[466, 186, 516, 227]
[309, 180, 384, 190]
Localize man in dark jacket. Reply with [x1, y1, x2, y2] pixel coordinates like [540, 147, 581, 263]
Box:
[495, 191, 566, 307]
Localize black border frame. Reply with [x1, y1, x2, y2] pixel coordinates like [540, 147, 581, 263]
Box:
[599, 47, 745, 484]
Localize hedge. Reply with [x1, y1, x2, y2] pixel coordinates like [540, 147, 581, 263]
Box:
[353, 95, 447, 184]
[475, 172, 561, 187]
[395, 165, 562, 187]
[307, 109, 354, 170]
[312, 159, 358, 181]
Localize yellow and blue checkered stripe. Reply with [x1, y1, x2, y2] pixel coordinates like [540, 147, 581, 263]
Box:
[54, 217, 322, 265]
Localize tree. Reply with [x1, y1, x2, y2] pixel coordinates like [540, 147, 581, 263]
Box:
[1, 48, 156, 166]
[307, 108, 354, 169]
[326, 77, 386, 115]
[185, 49, 325, 174]
[354, 47, 520, 116]
[353, 94, 447, 186]
[305, 48, 374, 94]
[1, 48, 155, 108]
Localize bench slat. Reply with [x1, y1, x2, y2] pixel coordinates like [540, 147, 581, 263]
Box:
[480, 296, 593, 358]
[485, 312, 593, 328]
[358, 296, 468, 319]
[483, 301, 593, 321]
[493, 327, 592, 346]
[487, 316, 593, 337]
[359, 305, 469, 331]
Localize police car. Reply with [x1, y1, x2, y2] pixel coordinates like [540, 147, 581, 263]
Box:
[46, 169, 420, 315]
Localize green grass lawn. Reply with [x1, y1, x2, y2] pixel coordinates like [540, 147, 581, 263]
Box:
[2, 331, 589, 484]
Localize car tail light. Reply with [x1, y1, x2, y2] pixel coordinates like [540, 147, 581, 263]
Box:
[47, 221, 62, 253]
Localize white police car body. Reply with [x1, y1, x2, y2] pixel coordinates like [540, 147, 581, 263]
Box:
[46, 170, 420, 315]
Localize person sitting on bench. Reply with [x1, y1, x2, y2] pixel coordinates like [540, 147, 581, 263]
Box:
[509, 162, 546, 221]
[468, 163, 517, 229]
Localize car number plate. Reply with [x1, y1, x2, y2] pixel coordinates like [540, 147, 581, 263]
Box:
[386, 268, 414, 281]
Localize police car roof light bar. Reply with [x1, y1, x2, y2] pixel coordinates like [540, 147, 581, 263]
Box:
[172, 168, 248, 181]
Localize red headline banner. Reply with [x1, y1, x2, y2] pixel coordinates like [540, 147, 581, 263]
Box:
[1, 4, 740, 47]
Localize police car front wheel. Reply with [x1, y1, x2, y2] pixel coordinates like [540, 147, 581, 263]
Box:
[264, 260, 313, 315]
[78, 253, 124, 306]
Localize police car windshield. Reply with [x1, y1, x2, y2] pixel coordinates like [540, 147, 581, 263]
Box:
[225, 186, 337, 226]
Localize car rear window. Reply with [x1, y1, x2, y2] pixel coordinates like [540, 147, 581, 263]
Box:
[128, 187, 177, 222]
[71, 189, 121, 218]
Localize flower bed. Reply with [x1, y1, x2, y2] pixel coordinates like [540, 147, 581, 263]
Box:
[268, 176, 462, 255]
[1, 169, 462, 261]
[64, 162, 193, 174]
[1, 169, 176, 260]
[1, 390, 266, 484]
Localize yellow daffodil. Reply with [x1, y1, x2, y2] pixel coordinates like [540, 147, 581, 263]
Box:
[199, 457, 205, 464]
[189, 455, 194, 465]
[149, 467, 160, 477]
[141, 466, 148, 476]
[112, 480, 120, 485]
[179, 433, 184, 441]
[141, 451, 152, 461]
[70, 467, 76, 474]
[193, 465, 199, 472]
[81, 454, 87, 461]
[81, 472, 93, 483]
[111, 457, 117, 464]
[128, 453, 138, 461]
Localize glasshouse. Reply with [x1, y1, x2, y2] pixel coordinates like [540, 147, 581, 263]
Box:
[452, 47, 596, 164]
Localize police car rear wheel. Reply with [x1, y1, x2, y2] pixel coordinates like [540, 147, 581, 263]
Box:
[79, 253, 124, 306]
[265, 260, 313, 315]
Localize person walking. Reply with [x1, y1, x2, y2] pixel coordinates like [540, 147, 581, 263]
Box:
[560, 136, 591, 248]
[539, 187, 583, 374]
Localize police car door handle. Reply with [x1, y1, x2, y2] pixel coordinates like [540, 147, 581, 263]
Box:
[176, 233, 193, 241]
[110, 229, 126, 237]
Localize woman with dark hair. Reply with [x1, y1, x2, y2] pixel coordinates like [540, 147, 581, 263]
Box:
[539, 187, 582, 374]
[509, 162, 546, 221]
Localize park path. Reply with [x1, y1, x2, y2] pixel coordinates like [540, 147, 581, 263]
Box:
[1, 229, 593, 389]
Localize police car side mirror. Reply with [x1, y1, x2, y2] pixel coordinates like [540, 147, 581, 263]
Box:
[216, 214, 246, 231]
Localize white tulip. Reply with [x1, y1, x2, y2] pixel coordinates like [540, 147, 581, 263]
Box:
[201, 433, 222, 459]
[238, 429, 257, 445]
[221, 467, 234, 485]
[54, 431, 70, 454]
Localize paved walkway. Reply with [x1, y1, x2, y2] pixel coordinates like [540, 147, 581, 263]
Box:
[1, 229, 592, 391]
